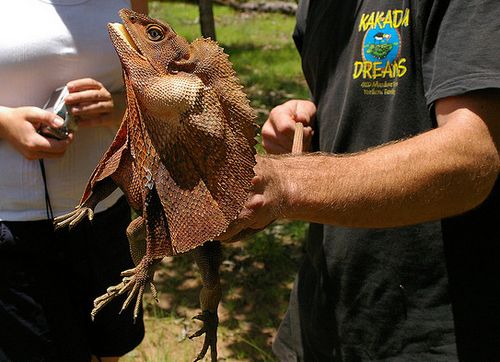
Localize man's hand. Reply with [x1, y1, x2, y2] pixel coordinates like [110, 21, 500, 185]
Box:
[65, 78, 125, 128]
[0, 106, 73, 160]
[218, 155, 288, 241]
[219, 99, 316, 241]
[262, 99, 316, 154]
[220, 90, 500, 240]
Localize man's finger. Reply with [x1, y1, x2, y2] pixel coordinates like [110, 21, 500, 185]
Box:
[262, 140, 293, 155]
[217, 205, 256, 241]
[218, 221, 247, 241]
[262, 123, 295, 154]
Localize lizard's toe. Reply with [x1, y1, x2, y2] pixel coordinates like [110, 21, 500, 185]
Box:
[54, 206, 94, 230]
[189, 310, 218, 362]
[92, 262, 154, 322]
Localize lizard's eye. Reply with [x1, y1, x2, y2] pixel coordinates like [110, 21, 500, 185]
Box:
[146, 26, 164, 41]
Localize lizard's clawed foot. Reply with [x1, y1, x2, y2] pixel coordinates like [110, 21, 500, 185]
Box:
[54, 206, 94, 229]
[91, 263, 154, 322]
[189, 310, 219, 362]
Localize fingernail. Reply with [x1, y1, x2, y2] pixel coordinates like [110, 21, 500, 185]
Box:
[53, 117, 64, 126]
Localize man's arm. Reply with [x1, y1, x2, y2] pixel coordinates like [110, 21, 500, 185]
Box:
[229, 90, 500, 234]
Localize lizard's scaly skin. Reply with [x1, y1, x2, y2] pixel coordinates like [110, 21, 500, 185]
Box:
[54, 8, 257, 362]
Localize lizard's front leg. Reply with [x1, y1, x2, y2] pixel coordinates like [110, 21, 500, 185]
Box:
[54, 178, 117, 229]
[190, 240, 222, 362]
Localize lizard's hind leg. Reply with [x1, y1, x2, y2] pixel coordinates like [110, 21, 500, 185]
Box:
[92, 190, 170, 321]
[127, 215, 147, 266]
[91, 216, 157, 320]
[190, 241, 222, 362]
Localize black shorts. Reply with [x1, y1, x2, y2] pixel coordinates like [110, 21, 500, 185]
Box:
[0, 197, 144, 362]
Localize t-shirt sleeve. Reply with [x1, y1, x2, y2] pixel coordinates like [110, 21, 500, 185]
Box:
[293, 0, 310, 55]
[422, 0, 500, 105]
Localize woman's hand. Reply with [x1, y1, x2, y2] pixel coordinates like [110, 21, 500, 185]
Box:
[0, 106, 73, 160]
[65, 78, 125, 128]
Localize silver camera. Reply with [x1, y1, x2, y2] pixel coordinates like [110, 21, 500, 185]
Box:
[39, 86, 78, 140]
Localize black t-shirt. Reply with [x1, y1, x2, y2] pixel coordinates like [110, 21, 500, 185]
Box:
[273, 0, 500, 361]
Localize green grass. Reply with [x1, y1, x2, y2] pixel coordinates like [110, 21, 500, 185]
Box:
[123, 2, 309, 361]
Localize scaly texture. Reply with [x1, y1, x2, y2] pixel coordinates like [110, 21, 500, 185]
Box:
[54, 8, 257, 362]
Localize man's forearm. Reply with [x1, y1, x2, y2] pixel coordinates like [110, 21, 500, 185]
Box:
[274, 113, 499, 228]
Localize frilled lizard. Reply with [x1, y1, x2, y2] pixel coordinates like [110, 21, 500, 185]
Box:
[55, 8, 257, 361]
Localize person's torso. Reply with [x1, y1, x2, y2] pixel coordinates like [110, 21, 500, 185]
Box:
[295, 0, 432, 154]
[291, 0, 457, 360]
[0, 0, 130, 220]
[289, 0, 500, 359]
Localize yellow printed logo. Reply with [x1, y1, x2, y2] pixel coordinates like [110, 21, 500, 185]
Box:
[358, 9, 410, 32]
[353, 9, 410, 95]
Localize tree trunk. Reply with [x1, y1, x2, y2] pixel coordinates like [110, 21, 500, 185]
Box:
[199, 0, 217, 40]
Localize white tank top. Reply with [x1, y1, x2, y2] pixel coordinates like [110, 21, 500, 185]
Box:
[0, 0, 131, 221]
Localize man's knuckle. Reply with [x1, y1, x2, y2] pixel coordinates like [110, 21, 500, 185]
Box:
[261, 125, 273, 138]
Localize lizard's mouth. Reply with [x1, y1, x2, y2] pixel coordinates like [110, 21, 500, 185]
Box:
[108, 22, 146, 60]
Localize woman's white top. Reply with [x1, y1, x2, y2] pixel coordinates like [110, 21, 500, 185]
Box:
[0, 0, 131, 221]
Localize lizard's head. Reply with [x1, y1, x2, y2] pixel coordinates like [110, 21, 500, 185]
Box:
[108, 8, 191, 76]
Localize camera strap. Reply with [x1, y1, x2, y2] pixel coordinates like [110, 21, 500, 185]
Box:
[38, 159, 54, 220]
